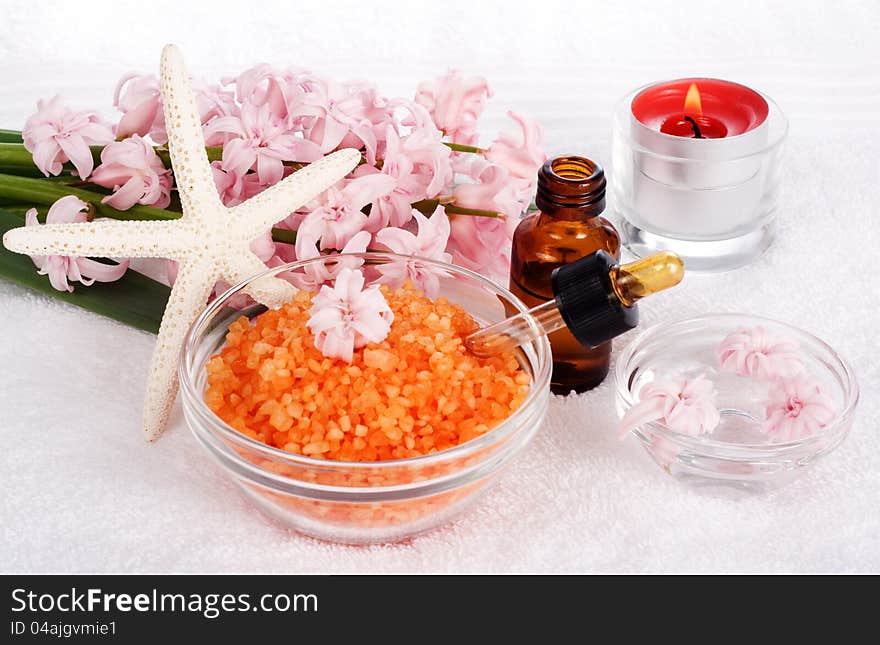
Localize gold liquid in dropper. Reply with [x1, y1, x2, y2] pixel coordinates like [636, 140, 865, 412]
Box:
[611, 252, 685, 306]
[465, 252, 684, 358]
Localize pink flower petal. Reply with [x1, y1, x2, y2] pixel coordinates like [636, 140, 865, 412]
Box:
[620, 375, 720, 439]
[56, 133, 94, 179]
[101, 176, 144, 210]
[74, 258, 129, 283]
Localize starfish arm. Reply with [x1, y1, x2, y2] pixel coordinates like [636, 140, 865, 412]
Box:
[2, 220, 196, 259]
[142, 259, 217, 441]
[160, 44, 225, 220]
[222, 251, 297, 309]
[230, 148, 361, 240]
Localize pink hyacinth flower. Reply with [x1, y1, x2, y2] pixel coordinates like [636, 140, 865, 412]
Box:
[354, 122, 447, 232]
[717, 326, 805, 380]
[446, 159, 524, 281]
[295, 174, 395, 256]
[762, 375, 837, 441]
[209, 143, 267, 207]
[290, 78, 386, 164]
[227, 63, 293, 118]
[485, 111, 548, 203]
[22, 96, 114, 179]
[290, 231, 371, 292]
[447, 214, 515, 282]
[375, 206, 453, 298]
[194, 80, 239, 125]
[486, 111, 547, 180]
[453, 158, 529, 218]
[376, 100, 454, 202]
[415, 70, 491, 145]
[24, 196, 129, 292]
[113, 74, 165, 143]
[402, 122, 455, 199]
[90, 135, 173, 210]
[307, 267, 394, 363]
[619, 375, 721, 439]
[204, 102, 323, 186]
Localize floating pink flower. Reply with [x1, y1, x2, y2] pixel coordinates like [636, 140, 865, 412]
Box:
[375, 206, 452, 297]
[415, 70, 491, 145]
[295, 174, 395, 256]
[762, 375, 836, 441]
[307, 267, 394, 363]
[113, 74, 165, 143]
[717, 326, 805, 380]
[619, 375, 721, 438]
[90, 135, 173, 210]
[22, 96, 114, 179]
[24, 196, 129, 292]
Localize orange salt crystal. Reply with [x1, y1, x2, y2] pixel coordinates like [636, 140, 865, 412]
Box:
[205, 282, 530, 462]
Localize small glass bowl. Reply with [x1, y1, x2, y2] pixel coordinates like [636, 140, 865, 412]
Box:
[615, 314, 858, 494]
[179, 253, 551, 544]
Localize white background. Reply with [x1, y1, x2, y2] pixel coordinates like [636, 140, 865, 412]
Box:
[1, 0, 878, 572]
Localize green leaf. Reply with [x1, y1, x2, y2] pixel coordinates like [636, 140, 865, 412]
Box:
[0, 207, 168, 334]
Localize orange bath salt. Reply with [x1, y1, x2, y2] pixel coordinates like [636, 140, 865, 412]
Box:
[205, 282, 530, 462]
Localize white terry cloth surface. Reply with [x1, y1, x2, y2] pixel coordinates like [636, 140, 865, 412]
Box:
[1, 0, 878, 573]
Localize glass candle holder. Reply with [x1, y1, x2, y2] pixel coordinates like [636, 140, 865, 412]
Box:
[611, 78, 788, 272]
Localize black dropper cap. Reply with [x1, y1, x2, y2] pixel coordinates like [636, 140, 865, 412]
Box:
[551, 250, 639, 348]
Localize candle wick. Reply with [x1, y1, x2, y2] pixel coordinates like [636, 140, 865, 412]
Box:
[684, 116, 704, 139]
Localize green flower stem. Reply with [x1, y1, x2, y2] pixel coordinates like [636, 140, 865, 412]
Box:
[412, 198, 503, 218]
[0, 143, 35, 167]
[152, 145, 224, 168]
[0, 173, 174, 221]
[0, 142, 224, 174]
[0, 166, 45, 178]
[0, 173, 295, 243]
[270, 228, 296, 244]
[444, 204, 505, 218]
[443, 142, 486, 154]
[0, 129, 23, 143]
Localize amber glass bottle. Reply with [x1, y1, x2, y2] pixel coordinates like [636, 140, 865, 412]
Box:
[509, 156, 620, 394]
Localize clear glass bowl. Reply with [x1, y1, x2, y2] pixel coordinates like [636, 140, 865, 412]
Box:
[179, 253, 551, 544]
[615, 314, 858, 494]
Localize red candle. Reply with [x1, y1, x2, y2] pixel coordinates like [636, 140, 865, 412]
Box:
[631, 78, 768, 139]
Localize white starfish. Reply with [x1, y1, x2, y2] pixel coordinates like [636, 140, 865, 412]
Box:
[3, 45, 360, 440]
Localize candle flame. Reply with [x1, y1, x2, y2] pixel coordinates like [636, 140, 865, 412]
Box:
[684, 82, 702, 115]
